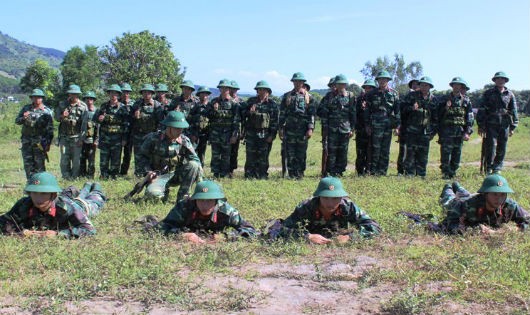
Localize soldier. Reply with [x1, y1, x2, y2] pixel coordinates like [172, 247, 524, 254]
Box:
[95, 84, 130, 179]
[355, 80, 377, 175]
[401, 76, 438, 177]
[119, 83, 135, 176]
[364, 70, 400, 176]
[130, 84, 164, 177]
[0, 172, 106, 238]
[169, 80, 199, 119]
[15, 89, 54, 179]
[155, 83, 172, 112]
[436, 175, 529, 234]
[206, 79, 241, 178]
[229, 80, 243, 177]
[476, 71, 518, 174]
[272, 177, 381, 244]
[156, 180, 257, 243]
[55, 84, 88, 180]
[279, 72, 316, 179]
[80, 91, 98, 179]
[241, 81, 279, 179]
[318, 74, 355, 177]
[189, 86, 211, 166]
[397, 79, 420, 175]
[437, 77, 474, 179]
[137, 111, 202, 202]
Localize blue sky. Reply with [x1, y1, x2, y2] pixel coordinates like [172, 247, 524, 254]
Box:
[1, 0, 529, 94]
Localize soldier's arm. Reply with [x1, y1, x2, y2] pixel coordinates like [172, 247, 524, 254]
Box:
[476, 91, 489, 131]
[505, 199, 530, 231]
[306, 96, 316, 131]
[15, 106, 27, 125]
[349, 94, 356, 131]
[158, 200, 190, 234]
[0, 198, 30, 234]
[232, 102, 241, 137]
[183, 137, 201, 163]
[430, 96, 440, 136]
[465, 98, 474, 135]
[224, 204, 258, 238]
[45, 112, 54, 143]
[281, 200, 312, 238]
[317, 97, 328, 129]
[61, 201, 97, 238]
[269, 102, 280, 139]
[509, 92, 518, 130]
[346, 201, 381, 238]
[278, 95, 287, 127]
[137, 134, 155, 174]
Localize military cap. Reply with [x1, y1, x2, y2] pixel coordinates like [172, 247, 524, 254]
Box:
[155, 83, 169, 92]
[140, 84, 156, 92]
[217, 79, 232, 89]
[362, 79, 378, 88]
[254, 80, 272, 94]
[478, 174, 514, 193]
[328, 77, 336, 88]
[230, 80, 240, 90]
[334, 74, 349, 84]
[161, 111, 189, 129]
[191, 181, 226, 200]
[29, 89, 46, 98]
[25, 172, 62, 193]
[418, 76, 434, 88]
[492, 71, 509, 83]
[106, 84, 122, 93]
[66, 84, 82, 94]
[449, 77, 468, 88]
[120, 83, 133, 92]
[375, 70, 392, 80]
[304, 82, 311, 91]
[83, 91, 97, 99]
[291, 72, 307, 82]
[313, 177, 348, 198]
[180, 80, 196, 91]
[196, 86, 212, 95]
[408, 79, 419, 89]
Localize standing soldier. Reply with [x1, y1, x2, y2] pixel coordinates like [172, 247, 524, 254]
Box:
[397, 79, 420, 175]
[318, 74, 355, 177]
[355, 79, 377, 175]
[169, 80, 198, 119]
[155, 83, 172, 113]
[401, 76, 438, 177]
[229, 80, 243, 177]
[80, 91, 98, 179]
[241, 80, 279, 179]
[477, 71, 518, 174]
[120, 83, 134, 176]
[364, 70, 400, 176]
[15, 89, 54, 179]
[279, 72, 316, 179]
[130, 84, 164, 177]
[96, 84, 129, 179]
[55, 84, 88, 180]
[437, 77, 474, 179]
[189, 86, 211, 166]
[206, 79, 241, 178]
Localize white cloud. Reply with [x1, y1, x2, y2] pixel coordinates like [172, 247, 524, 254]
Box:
[264, 70, 292, 94]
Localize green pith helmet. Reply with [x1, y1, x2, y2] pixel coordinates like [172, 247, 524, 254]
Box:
[217, 79, 232, 89]
[375, 70, 392, 80]
[230, 80, 240, 90]
[66, 84, 82, 94]
[313, 177, 348, 198]
[25, 172, 62, 193]
[155, 83, 169, 92]
[449, 77, 468, 88]
[196, 86, 212, 95]
[161, 111, 189, 129]
[121, 83, 133, 92]
[418, 76, 434, 88]
[180, 80, 196, 91]
[478, 174, 514, 193]
[83, 91, 97, 99]
[328, 77, 336, 87]
[291, 72, 307, 82]
[304, 82, 311, 91]
[334, 74, 348, 84]
[492, 71, 509, 83]
[29, 88, 46, 98]
[106, 84, 122, 93]
[408, 79, 419, 89]
[254, 80, 272, 93]
[191, 180, 226, 200]
[362, 79, 377, 88]
[140, 84, 155, 92]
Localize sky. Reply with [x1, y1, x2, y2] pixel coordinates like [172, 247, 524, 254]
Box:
[1, 0, 529, 94]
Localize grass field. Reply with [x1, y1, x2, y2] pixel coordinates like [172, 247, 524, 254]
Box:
[1, 102, 530, 314]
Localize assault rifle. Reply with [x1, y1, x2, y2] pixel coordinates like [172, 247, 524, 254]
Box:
[123, 166, 168, 200]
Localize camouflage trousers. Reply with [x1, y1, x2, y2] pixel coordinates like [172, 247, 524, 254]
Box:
[75, 182, 107, 217]
[20, 137, 47, 179]
[194, 134, 208, 167]
[132, 132, 149, 177]
[209, 127, 233, 177]
[404, 134, 431, 177]
[355, 130, 369, 175]
[325, 132, 351, 177]
[120, 137, 133, 175]
[484, 125, 509, 173]
[230, 138, 240, 173]
[244, 134, 272, 179]
[284, 131, 309, 179]
[439, 137, 463, 178]
[59, 136, 82, 179]
[439, 182, 471, 215]
[397, 135, 407, 175]
[145, 161, 203, 202]
[369, 127, 392, 176]
[80, 142, 96, 179]
[99, 134, 123, 179]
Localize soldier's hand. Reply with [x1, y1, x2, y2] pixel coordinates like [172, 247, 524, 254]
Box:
[413, 102, 419, 110]
[213, 103, 219, 110]
[478, 129, 485, 137]
[479, 224, 496, 235]
[229, 136, 238, 144]
[393, 128, 400, 136]
[121, 140, 127, 147]
[208, 233, 226, 243]
[509, 130, 514, 137]
[365, 126, 372, 136]
[361, 100, 367, 109]
[190, 135, 198, 143]
[249, 104, 256, 112]
[147, 171, 158, 181]
[278, 129, 284, 140]
[134, 110, 140, 119]
[306, 129, 313, 139]
[336, 234, 350, 244]
[463, 133, 470, 141]
[182, 232, 206, 244]
[347, 131, 354, 138]
[23, 111, 30, 119]
[98, 114, 105, 122]
[62, 110, 69, 117]
[446, 100, 452, 108]
[265, 136, 273, 143]
[307, 233, 332, 245]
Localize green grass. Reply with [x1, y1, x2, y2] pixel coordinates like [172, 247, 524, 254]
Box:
[1, 102, 530, 313]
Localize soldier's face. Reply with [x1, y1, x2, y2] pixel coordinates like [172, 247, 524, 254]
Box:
[198, 93, 209, 102]
[182, 87, 193, 96]
[410, 82, 419, 91]
[196, 199, 216, 215]
[165, 126, 182, 139]
[494, 78, 507, 88]
[256, 88, 269, 98]
[451, 84, 462, 94]
[84, 98, 95, 106]
[419, 83, 431, 93]
[292, 80, 304, 90]
[363, 86, 373, 93]
[220, 87, 230, 96]
[122, 91, 130, 100]
[109, 91, 120, 102]
[157, 92, 166, 99]
[142, 91, 153, 100]
[485, 192, 507, 210]
[29, 192, 55, 212]
[377, 78, 389, 88]
[336, 83, 347, 92]
[319, 197, 342, 212]
[69, 94, 80, 102]
[31, 96, 43, 105]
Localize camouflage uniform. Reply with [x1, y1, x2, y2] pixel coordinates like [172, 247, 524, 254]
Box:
[15, 99, 54, 179]
[80, 105, 97, 178]
[229, 95, 244, 175]
[169, 94, 199, 120]
[241, 94, 279, 179]
[355, 91, 370, 175]
[119, 83, 135, 176]
[189, 101, 210, 166]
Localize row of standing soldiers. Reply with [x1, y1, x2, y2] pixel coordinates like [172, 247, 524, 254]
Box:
[17, 70, 517, 182]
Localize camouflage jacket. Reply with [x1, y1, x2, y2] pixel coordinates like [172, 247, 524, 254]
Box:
[437, 92, 474, 138]
[158, 198, 257, 238]
[318, 90, 356, 134]
[130, 99, 164, 134]
[477, 87, 518, 131]
[279, 90, 316, 132]
[137, 131, 200, 176]
[400, 90, 438, 136]
[189, 103, 210, 138]
[282, 197, 381, 239]
[363, 87, 400, 129]
[355, 92, 368, 131]
[441, 194, 530, 234]
[0, 196, 96, 238]
[55, 100, 88, 139]
[15, 104, 54, 143]
[84, 107, 98, 144]
[241, 97, 279, 139]
[168, 94, 199, 118]
[205, 96, 241, 136]
[94, 101, 130, 142]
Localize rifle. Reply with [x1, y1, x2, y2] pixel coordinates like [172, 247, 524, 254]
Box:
[321, 124, 328, 177]
[36, 137, 50, 162]
[280, 129, 287, 178]
[123, 166, 168, 200]
[480, 133, 487, 174]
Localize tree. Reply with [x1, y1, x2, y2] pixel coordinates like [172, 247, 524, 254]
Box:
[19, 59, 60, 99]
[61, 45, 104, 94]
[99, 31, 185, 95]
[360, 53, 423, 95]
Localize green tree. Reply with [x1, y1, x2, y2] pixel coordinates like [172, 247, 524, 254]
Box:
[61, 45, 104, 94]
[99, 31, 185, 96]
[360, 53, 423, 95]
[19, 59, 60, 99]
